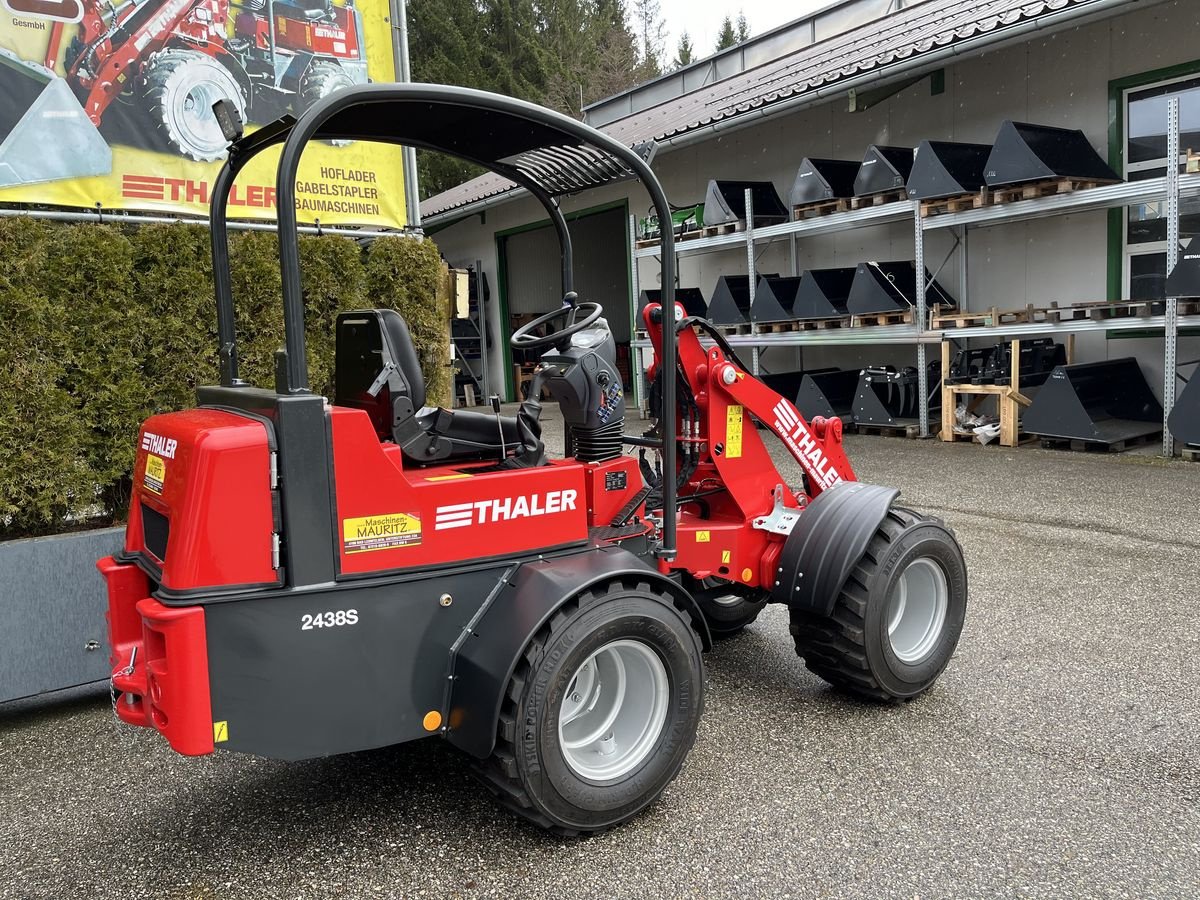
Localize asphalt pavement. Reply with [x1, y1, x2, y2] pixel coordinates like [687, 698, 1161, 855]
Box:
[2, 407, 1198, 898]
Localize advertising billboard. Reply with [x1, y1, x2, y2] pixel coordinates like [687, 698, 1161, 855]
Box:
[0, 0, 405, 227]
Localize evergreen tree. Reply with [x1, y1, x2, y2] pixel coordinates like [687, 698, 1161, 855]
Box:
[673, 31, 695, 69]
[736, 12, 750, 43]
[632, 0, 667, 79]
[714, 16, 736, 52]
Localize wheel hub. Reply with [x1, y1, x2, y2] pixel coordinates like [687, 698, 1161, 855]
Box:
[886, 557, 949, 664]
[558, 639, 669, 781]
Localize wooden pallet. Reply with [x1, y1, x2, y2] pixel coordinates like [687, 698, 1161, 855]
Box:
[792, 198, 851, 220]
[1182, 445, 1200, 462]
[712, 322, 751, 336]
[989, 177, 1119, 204]
[855, 421, 925, 439]
[919, 188, 994, 218]
[850, 189, 908, 210]
[851, 309, 916, 328]
[677, 221, 743, 242]
[932, 305, 1047, 329]
[1038, 430, 1162, 454]
[755, 316, 851, 333]
[1075, 299, 1166, 320]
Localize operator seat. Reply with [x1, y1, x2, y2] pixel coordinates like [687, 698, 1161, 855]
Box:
[334, 309, 521, 464]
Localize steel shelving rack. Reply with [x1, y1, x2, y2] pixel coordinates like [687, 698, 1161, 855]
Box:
[629, 105, 1198, 456]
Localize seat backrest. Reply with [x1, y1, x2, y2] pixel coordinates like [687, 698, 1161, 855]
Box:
[334, 309, 426, 439]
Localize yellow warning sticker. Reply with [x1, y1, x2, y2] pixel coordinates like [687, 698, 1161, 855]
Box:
[722, 550, 732, 564]
[696, 531, 711, 543]
[726, 405, 744, 459]
[343, 513, 422, 554]
[213, 721, 229, 743]
[425, 473, 473, 481]
[144, 455, 166, 495]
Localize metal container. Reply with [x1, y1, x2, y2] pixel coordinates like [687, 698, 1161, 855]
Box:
[789, 158, 860, 206]
[796, 369, 859, 422]
[752, 275, 802, 323]
[846, 261, 956, 315]
[794, 267, 856, 318]
[702, 180, 789, 228]
[1023, 358, 1163, 446]
[707, 274, 778, 326]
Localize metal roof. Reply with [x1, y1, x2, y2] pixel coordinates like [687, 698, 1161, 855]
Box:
[421, 0, 1141, 224]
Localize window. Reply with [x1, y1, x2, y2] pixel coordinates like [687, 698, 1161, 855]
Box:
[1122, 74, 1200, 299]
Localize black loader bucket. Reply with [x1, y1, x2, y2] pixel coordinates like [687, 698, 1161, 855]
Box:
[703, 180, 788, 228]
[988, 339, 1066, 387]
[1023, 358, 1163, 446]
[907, 141, 992, 200]
[1165, 249, 1200, 297]
[984, 121, 1120, 187]
[707, 274, 778, 326]
[1168, 366, 1200, 446]
[753, 275, 802, 323]
[796, 369, 860, 422]
[846, 261, 957, 315]
[0, 50, 111, 187]
[854, 145, 914, 196]
[853, 364, 942, 426]
[789, 158, 860, 206]
[637, 287, 707, 325]
[795, 267, 856, 318]
[760, 370, 808, 401]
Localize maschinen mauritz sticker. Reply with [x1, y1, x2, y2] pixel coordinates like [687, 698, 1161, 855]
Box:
[343, 513, 422, 553]
[144, 455, 166, 494]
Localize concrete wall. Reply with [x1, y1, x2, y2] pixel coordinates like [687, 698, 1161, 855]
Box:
[430, 0, 1200, 399]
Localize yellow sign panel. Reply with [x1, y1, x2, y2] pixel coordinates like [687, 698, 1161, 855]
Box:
[721, 550, 731, 564]
[726, 405, 744, 459]
[343, 512, 422, 554]
[0, 0, 404, 227]
[695, 531, 710, 543]
[213, 721, 229, 744]
[143, 454, 166, 495]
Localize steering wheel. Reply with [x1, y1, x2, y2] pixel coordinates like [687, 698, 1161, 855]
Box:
[510, 301, 603, 352]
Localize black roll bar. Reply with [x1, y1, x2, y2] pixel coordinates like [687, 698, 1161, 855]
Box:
[208, 84, 678, 560]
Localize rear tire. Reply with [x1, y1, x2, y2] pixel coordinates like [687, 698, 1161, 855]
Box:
[141, 49, 246, 162]
[299, 61, 354, 112]
[474, 579, 704, 835]
[790, 506, 967, 701]
[685, 576, 768, 638]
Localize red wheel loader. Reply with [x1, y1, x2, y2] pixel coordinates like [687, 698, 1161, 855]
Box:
[97, 85, 969, 835]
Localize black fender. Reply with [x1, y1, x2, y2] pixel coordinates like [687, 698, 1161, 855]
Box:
[770, 482, 900, 616]
[446, 544, 710, 760]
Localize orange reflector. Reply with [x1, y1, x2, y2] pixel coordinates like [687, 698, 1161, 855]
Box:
[423, 710, 443, 731]
[741, 567, 753, 582]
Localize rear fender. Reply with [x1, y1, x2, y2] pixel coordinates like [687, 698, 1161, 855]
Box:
[770, 482, 900, 616]
[446, 544, 709, 760]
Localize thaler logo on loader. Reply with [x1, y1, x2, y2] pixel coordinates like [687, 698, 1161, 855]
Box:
[141, 431, 177, 460]
[435, 490, 578, 530]
[772, 400, 841, 490]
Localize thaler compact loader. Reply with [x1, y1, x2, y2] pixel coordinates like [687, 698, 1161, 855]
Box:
[98, 85, 968, 835]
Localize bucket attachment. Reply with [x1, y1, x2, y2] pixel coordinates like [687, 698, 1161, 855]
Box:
[846, 261, 956, 315]
[984, 121, 1119, 188]
[1168, 366, 1200, 446]
[707, 274, 778, 326]
[789, 158, 860, 206]
[1023, 358, 1163, 446]
[752, 275, 802, 323]
[988, 339, 1066, 387]
[637, 287, 707, 325]
[1165, 249, 1200, 297]
[907, 141, 992, 200]
[853, 364, 942, 426]
[795, 267, 856, 318]
[796, 369, 860, 422]
[946, 347, 995, 385]
[760, 370, 808, 401]
[854, 145, 914, 197]
[702, 180, 789, 228]
[0, 50, 112, 188]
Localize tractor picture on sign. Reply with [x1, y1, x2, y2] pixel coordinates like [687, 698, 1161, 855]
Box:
[0, 0, 369, 185]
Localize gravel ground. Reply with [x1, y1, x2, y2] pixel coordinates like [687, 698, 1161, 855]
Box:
[2, 407, 1198, 899]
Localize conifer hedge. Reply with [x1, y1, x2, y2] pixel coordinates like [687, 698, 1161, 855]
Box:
[0, 218, 446, 539]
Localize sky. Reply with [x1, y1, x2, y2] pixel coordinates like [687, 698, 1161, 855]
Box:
[656, 0, 835, 62]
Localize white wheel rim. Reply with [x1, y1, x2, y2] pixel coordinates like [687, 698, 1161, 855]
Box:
[558, 639, 670, 782]
[168, 63, 242, 159]
[886, 557, 949, 664]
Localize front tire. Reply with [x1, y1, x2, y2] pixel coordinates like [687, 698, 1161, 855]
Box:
[685, 576, 768, 638]
[790, 506, 967, 701]
[141, 49, 246, 162]
[474, 579, 705, 835]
